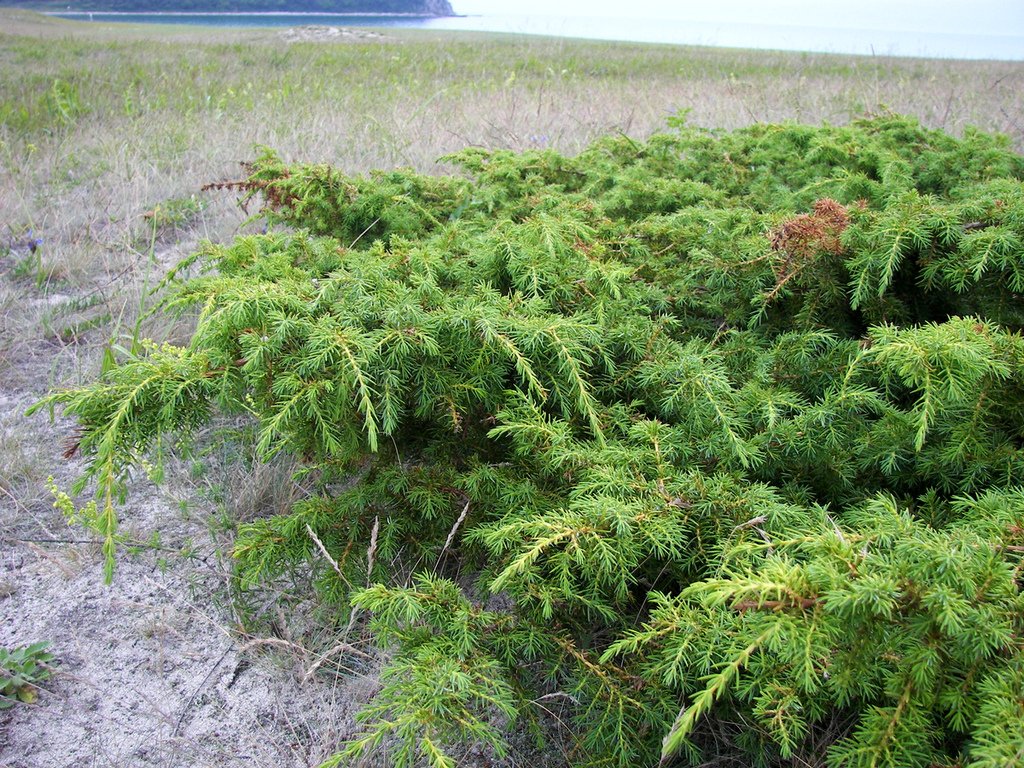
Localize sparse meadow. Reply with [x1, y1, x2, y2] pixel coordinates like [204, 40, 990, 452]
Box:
[3, 9, 1022, 306]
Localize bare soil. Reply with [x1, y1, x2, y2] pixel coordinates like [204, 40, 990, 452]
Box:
[0, 240, 380, 768]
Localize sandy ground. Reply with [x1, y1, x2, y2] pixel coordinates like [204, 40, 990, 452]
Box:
[278, 26, 391, 44]
[0, 239, 380, 768]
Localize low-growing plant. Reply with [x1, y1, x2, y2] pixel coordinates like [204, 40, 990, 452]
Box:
[0, 642, 56, 709]
[45, 78, 87, 128]
[142, 194, 206, 234]
[7, 232, 56, 289]
[33, 115, 1024, 767]
[40, 292, 111, 344]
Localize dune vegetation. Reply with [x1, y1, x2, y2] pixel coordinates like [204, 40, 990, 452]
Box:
[3, 9, 1024, 766]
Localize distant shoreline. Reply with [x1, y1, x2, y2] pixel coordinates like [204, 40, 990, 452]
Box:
[46, 10, 460, 16]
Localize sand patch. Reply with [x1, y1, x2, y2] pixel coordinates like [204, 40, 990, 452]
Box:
[278, 26, 391, 44]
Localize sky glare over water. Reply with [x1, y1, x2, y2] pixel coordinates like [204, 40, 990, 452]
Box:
[441, 0, 1024, 58]
[451, 0, 1020, 34]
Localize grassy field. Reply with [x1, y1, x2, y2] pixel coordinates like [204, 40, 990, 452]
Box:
[1, 9, 1022, 765]
[3, 8, 1022, 297]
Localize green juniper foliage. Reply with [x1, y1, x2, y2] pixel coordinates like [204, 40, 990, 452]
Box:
[33, 115, 1024, 767]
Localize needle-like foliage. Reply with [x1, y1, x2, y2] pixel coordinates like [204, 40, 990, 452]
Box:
[34, 115, 1024, 767]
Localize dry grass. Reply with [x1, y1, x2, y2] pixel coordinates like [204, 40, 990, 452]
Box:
[2, 11, 1021, 315]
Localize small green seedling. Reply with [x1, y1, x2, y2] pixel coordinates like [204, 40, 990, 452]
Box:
[0, 641, 56, 708]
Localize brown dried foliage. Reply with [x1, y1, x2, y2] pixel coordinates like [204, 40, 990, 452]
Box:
[201, 163, 296, 211]
[770, 198, 849, 261]
[765, 198, 851, 301]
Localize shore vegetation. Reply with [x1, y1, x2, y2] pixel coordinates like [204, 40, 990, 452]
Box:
[3, 10, 1024, 766]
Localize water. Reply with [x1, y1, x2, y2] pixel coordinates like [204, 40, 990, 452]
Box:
[424, 13, 1024, 60]
[50, 10, 1024, 61]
